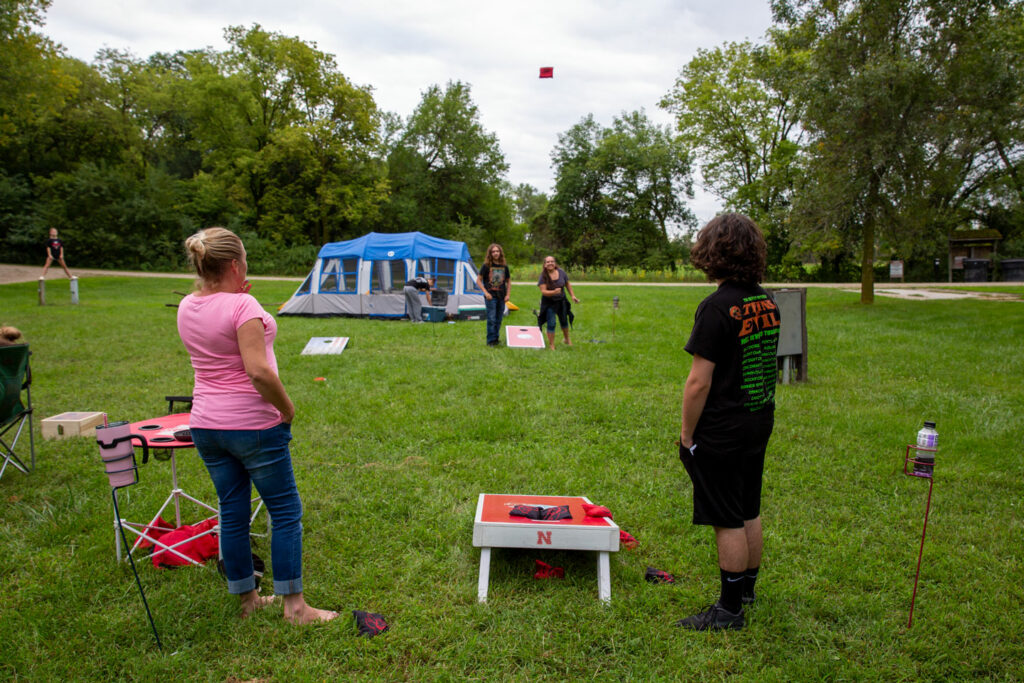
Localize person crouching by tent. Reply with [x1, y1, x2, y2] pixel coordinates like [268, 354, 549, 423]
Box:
[537, 256, 579, 350]
[477, 244, 511, 346]
[403, 276, 433, 322]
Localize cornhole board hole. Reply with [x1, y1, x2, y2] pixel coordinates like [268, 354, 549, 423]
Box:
[41, 411, 106, 440]
[300, 337, 350, 355]
[472, 493, 620, 604]
[505, 326, 545, 349]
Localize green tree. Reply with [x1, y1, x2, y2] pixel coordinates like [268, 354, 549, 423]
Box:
[549, 111, 695, 268]
[0, 0, 74, 148]
[189, 25, 386, 244]
[660, 41, 803, 265]
[381, 81, 512, 253]
[772, 0, 1024, 298]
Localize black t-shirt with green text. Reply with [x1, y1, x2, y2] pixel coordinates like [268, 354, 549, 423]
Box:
[684, 280, 780, 431]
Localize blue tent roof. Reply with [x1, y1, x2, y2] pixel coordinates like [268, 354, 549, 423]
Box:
[317, 232, 471, 262]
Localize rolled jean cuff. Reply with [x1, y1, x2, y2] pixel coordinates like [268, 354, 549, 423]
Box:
[228, 574, 258, 595]
[274, 577, 303, 596]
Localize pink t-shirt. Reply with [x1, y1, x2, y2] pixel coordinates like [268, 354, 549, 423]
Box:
[176, 292, 281, 430]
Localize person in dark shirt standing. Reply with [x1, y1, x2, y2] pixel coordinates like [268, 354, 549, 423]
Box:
[676, 213, 780, 632]
[476, 244, 511, 346]
[537, 255, 579, 350]
[41, 227, 73, 279]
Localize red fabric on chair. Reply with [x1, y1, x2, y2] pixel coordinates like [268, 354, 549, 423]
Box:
[134, 516, 175, 550]
[151, 518, 219, 568]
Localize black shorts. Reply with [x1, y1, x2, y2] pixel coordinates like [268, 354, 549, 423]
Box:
[680, 412, 773, 528]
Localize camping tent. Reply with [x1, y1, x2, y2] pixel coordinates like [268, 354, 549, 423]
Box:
[279, 232, 486, 318]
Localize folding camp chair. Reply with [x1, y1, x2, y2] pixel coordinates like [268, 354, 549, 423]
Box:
[0, 344, 34, 481]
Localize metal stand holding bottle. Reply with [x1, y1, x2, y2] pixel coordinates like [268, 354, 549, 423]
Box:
[903, 443, 935, 628]
[612, 296, 619, 341]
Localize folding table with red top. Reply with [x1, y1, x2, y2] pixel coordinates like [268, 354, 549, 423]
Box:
[115, 413, 265, 565]
[472, 493, 620, 604]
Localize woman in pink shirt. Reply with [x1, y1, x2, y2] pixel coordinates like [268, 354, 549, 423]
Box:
[178, 227, 336, 624]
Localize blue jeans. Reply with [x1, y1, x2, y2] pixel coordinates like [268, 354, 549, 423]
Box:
[541, 298, 569, 332]
[192, 423, 303, 596]
[485, 296, 504, 344]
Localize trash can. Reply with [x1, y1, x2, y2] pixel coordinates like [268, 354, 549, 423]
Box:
[1000, 258, 1024, 282]
[963, 258, 990, 282]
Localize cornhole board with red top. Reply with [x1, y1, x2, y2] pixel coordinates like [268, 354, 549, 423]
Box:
[472, 493, 619, 604]
[504, 325, 545, 349]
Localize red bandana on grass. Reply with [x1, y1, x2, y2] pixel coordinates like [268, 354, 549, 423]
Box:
[533, 560, 565, 579]
[353, 610, 389, 637]
[645, 567, 675, 584]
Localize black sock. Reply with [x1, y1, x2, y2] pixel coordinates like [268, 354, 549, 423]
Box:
[719, 569, 745, 613]
[743, 566, 760, 600]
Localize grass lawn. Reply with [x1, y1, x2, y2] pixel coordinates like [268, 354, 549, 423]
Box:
[1, 277, 1022, 681]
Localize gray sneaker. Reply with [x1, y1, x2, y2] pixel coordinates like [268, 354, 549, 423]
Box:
[675, 602, 745, 631]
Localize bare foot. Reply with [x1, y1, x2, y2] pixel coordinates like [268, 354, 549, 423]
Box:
[240, 591, 277, 618]
[284, 604, 339, 625]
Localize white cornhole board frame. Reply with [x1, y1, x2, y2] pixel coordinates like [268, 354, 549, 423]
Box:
[472, 493, 619, 604]
[301, 336, 350, 355]
[504, 326, 545, 349]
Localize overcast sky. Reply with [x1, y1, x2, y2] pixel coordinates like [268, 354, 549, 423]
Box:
[42, 0, 774, 226]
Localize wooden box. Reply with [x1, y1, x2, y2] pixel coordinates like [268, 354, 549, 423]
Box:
[41, 411, 106, 440]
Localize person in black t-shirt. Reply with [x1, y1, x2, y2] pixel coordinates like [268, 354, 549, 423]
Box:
[41, 227, 73, 279]
[476, 244, 511, 346]
[675, 213, 780, 632]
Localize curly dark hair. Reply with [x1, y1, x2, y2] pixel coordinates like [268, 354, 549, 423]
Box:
[689, 213, 767, 284]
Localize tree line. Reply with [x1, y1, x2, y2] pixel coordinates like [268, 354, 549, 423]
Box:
[2, 0, 1023, 299]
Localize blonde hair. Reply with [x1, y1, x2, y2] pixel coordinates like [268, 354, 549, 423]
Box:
[0, 325, 23, 346]
[184, 227, 244, 285]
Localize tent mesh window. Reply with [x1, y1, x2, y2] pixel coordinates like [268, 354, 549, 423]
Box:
[341, 258, 359, 292]
[296, 272, 313, 295]
[320, 258, 341, 292]
[372, 260, 407, 293]
[420, 258, 456, 292]
[464, 262, 482, 293]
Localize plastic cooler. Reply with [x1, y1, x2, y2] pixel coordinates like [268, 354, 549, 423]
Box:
[458, 305, 486, 321]
[422, 306, 446, 322]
